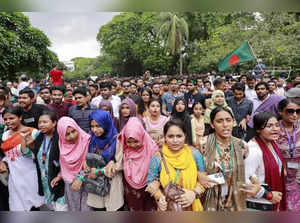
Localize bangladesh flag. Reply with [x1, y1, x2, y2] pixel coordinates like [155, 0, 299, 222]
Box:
[217, 41, 255, 72]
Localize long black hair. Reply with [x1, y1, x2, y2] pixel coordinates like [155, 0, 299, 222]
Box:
[137, 87, 152, 116]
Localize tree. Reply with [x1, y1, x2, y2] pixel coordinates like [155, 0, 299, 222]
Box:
[187, 12, 300, 74]
[96, 12, 175, 77]
[66, 12, 299, 79]
[157, 12, 189, 74]
[0, 12, 59, 81]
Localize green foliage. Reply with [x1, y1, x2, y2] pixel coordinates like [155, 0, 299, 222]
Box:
[157, 12, 189, 55]
[67, 12, 300, 79]
[96, 12, 175, 76]
[188, 12, 300, 73]
[0, 12, 59, 81]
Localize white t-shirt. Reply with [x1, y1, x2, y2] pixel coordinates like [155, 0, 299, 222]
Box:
[91, 95, 121, 118]
[17, 81, 29, 93]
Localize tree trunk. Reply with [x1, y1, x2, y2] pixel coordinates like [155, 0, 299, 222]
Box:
[180, 53, 183, 75]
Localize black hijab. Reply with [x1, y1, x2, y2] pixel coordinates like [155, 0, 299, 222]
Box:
[171, 97, 193, 145]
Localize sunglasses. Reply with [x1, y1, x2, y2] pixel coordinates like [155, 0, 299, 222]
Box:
[285, 109, 300, 114]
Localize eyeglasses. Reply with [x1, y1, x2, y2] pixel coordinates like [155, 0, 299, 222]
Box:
[285, 109, 300, 115]
[123, 85, 130, 88]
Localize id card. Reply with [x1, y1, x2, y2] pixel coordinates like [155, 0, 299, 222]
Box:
[23, 117, 35, 124]
[207, 173, 225, 185]
[221, 184, 228, 197]
[287, 161, 300, 169]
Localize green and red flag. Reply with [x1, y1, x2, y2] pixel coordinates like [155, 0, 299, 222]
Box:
[217, 41, 255, 72]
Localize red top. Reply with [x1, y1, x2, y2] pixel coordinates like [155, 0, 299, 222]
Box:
[50, 69, 64, 85]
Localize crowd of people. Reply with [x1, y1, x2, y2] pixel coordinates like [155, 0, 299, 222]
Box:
[0, 69, 300, 212]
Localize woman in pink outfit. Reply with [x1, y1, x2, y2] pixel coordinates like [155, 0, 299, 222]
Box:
[57, 116, 91, 211]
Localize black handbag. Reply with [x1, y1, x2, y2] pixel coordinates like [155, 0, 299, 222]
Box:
[84, 153, 111, 197]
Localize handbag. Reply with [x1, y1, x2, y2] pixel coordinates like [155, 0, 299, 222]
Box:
[84, 153, 111, 197]
[160, 151, 192, 211]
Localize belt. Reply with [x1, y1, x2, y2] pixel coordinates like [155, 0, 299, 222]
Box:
[246, 201, 274, 211]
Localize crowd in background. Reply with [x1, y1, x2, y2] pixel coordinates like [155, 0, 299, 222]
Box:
[0, 68, 300, 212]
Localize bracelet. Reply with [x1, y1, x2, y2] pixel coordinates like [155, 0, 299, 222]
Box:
[77, 175, 84, 182]
[96, 168, 104, 177]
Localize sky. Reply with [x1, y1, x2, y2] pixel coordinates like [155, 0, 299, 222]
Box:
[24, 12, 120, 61]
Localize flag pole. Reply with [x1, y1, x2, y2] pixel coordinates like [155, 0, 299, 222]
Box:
[247, 40, 265, 73]
[247, 40, 258, 60]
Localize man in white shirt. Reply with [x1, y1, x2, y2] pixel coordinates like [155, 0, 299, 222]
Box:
[245, 75, 257, 101]
[17, 74, 29, 93]
[271, 77, 285, 97]
[91, 81, 121, 118]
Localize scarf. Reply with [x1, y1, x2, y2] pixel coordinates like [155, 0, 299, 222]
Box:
[89, 110, 118, 163]
[1, 133, 22, 152]
[255, 136, 287, 211]
[171, 97, 193, 145]
[57, 117, 90, 183]
[1, 128, 34, 152]
[118, 98, 137, 132]
[203, 90, 234, 124]
[202, 133, 246, 211]
[248, 94, 284, 128]
[160, 144, 203, 211]
[120, 117, 159, 189]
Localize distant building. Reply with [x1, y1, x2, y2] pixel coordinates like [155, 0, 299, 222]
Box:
[63, 61, 75, 71]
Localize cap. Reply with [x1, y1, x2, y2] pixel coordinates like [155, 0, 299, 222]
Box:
[285, 88, 300, 98]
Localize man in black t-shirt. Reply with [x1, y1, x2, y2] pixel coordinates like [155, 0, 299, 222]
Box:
[18, 88, 48, 128]
[184, 80, 205, 114]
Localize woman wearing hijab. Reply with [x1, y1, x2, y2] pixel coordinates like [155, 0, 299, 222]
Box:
[117, 98, 137, 132]
[120, 117, 159, 211]
[87, 110, 124, 211]
[57, 117, 91, 211]
[203, 90, 235, 135]
[99, 100, 119, 130]
[171, 97, 193, 145]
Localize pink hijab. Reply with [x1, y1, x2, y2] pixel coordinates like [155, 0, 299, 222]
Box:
[119, 117, 159, 189]
[57, 117, 91, 183]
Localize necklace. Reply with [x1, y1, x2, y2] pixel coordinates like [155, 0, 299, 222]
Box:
[216, 140, 234, 176]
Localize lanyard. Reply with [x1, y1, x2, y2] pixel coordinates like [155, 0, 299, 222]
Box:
[280, 121, 297, 158]
[42, 136, 52, 164]
[270, 147, 282, 174]
[216, 141, 234, 176]
[173, 169, 180, 184]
